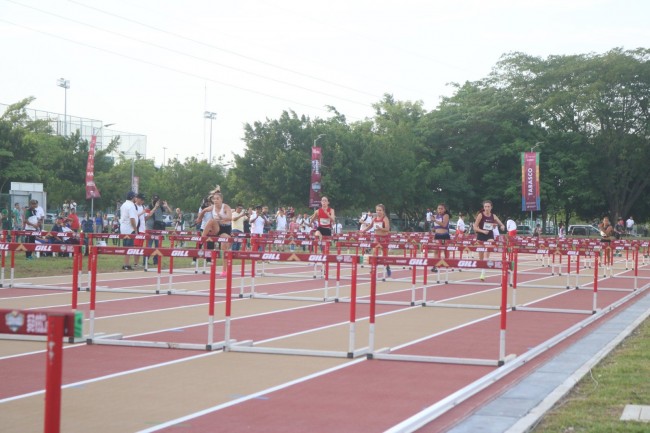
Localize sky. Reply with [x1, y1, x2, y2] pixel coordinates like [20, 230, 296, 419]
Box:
[1, 0, 648, 166]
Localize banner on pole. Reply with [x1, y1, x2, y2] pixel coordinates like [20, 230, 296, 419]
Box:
[309, 147, 322, 208]
[85, 135, 101, 199]
[521, 152, 540, 211]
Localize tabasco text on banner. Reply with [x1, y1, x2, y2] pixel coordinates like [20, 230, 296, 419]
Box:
[85, 135, 101, 199]
[309, 147, 322, 208]
[521, 152, 540, 211]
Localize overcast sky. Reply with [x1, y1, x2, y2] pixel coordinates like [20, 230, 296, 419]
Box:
[1, 0, 648, 166]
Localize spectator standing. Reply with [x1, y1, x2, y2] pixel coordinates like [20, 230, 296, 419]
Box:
[358, 210, 373, 231]
[456, 212, 466, 240]
[275, 207, 287, 232]
[626, 216, 634, 236]
[1, 209, 11, 235]
[425, 208, 433, 231]
[12, 202, 24, 232]
[150, 194, 173, 231]
[231, 204, 247, 251]
[94, 212, 104, 233]
[250, 205, 267, 251]
[558, 222, 566, 239]
[111, 218, 120, 245]
[34, 200, 45, 228]
[173, 208, 185, 232]
[133, 193, 147, 268]
[81, 212, 94, 255]
[66, 208, 80, 232]
[144, 204, 158, 264]
[119, 191, 138, 270]
[24, 200, 42, 260]
[506, 218, 517, 237]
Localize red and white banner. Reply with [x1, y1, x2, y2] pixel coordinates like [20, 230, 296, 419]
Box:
[521, 152, 540, 211]
[85, 135, 101, 199]
[309, 147, 322, 208]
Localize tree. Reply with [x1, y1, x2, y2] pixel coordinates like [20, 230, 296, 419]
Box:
[0, 98, 47, 193]
[492, 48, 650, 221]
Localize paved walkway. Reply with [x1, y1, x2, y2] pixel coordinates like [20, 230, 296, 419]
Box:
[447, 289, 650, 433]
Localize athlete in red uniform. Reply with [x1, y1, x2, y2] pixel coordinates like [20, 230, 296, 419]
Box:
[362, 204, 391, 277]
[310, 196, 336, 239]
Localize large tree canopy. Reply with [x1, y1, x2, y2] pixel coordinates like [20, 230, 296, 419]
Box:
[490, 48, 650, 221]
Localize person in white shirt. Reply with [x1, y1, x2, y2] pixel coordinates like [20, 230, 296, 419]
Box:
[456, 213, 466, 240]
[626, 216, 634, 235]
[249, 205, 268, 251]
[275, 207, 287, 232]
[133, 193, 147, 268]
[506, 218, 517, 237]
[358, 210, 373, 231]
[231, 204, 247, 251]
[34, 201, 45, 227]
[119, 191, 138, 270]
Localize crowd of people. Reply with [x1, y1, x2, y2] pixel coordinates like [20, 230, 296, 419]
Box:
[0, 189, 647, 269]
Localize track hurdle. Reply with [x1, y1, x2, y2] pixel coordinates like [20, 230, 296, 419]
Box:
[86, 244, 224, 296]
[512, 247, 600, 315]
[422, 241, 507, 285]
[86, 249, 232, 351]
[166, 233, 235, 274]
[252, 236, 331, 280]
[243, 249, 343, 301]
[367, 254, 513, 366]
[0, 308, 83, 433]
[0, 241, 81, 293]
[225, 251, 368, 358]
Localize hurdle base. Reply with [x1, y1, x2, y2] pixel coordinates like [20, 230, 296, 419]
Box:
[370, 351, 502, 367]
[87, 336, 238, 351]
[229, 344, 369, 359]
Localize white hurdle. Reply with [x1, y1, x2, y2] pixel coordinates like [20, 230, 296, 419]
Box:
[225, 251, 369, 358]
[86, 249, 234, 351]
[367, 252, 514, 366]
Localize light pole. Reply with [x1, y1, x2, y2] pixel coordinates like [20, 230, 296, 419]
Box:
[162, 147, 167, 168]
[204, 111, 216, 164]
[530, 141, 543, 228]
[57, 78, 70, 136]
[89, 123, 114, 217]
[312, 134, 325, 209]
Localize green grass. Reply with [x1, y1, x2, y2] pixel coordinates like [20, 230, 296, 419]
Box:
[532, 318, 650, 433]
[5, 253, 210, 278]
[3, 237, 225, 278]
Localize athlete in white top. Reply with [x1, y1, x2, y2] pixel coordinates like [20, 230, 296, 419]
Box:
[196, 192, 233, 276]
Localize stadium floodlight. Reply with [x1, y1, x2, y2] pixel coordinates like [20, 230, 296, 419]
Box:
[204, 111, 217, 163]
[57, 78, 70, 136]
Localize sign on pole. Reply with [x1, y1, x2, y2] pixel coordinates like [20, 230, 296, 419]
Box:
[521, 152, 540, 211]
